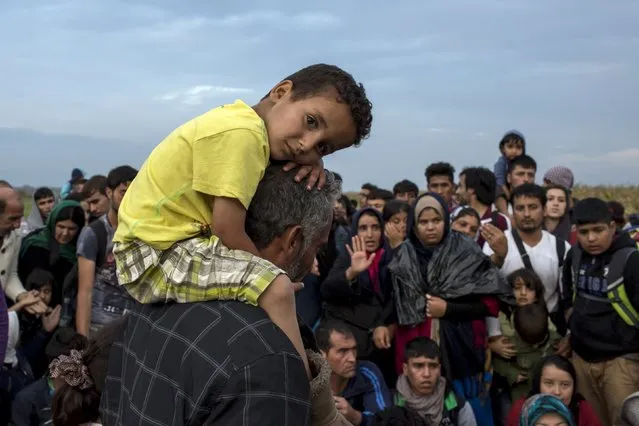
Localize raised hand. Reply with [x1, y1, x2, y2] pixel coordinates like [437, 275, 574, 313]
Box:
[346, 235, 376, 276]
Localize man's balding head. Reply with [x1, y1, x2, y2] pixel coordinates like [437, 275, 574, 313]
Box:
[246, 164, 340, 280]
[0, 186, 24, 237]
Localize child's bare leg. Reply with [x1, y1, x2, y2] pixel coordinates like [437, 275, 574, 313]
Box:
[258, 275, 311, 379]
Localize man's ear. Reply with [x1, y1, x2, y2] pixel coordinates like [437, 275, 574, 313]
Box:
[282, 225, 304, 257]
[106, 187, 113, 201]
[402, 363, 408, 376]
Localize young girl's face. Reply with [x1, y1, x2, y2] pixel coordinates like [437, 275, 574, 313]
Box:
[513, 277, 537, 306]
[39, 283, 53, 306]
[539, 364, 574, 407]
[545, 189, 567, 219]
[452, 214, 479, 239]
[388, 211, 408, 236]
[503, 140, 524, 160]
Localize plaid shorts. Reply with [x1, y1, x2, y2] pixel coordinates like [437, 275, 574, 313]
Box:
[113, 236, 285, 305]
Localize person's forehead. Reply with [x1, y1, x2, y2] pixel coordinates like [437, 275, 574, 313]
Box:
[429, 175, 452, 184]
[409, 355, 439, 364]
[330, 331, 356, 346]
[514, 195, 541, 206]
[512, 166, 535, 174]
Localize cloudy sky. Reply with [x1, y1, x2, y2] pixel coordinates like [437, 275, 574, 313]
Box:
[0, 0, 638, 190]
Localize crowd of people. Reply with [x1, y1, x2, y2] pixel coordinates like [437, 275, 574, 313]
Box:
[1, 63, 638, 426]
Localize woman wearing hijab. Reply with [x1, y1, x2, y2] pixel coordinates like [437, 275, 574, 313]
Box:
[507, 355, 602, 426]
[19, 201, 86, 306]
[389, 193, 509, 426]
[321, 207, 396, 383]
[519, 394, 576, 426]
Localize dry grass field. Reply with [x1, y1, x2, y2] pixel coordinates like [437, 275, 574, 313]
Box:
[344, 185, 639, 214]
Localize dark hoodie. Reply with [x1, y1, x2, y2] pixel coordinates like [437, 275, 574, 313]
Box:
[321, 208, 395, 358]
[562, 232, 639, 363]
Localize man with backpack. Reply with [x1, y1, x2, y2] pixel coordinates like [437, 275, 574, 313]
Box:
[75, 166, 137, 336]
[561, 198, 639, 426]
[483, 184, 570, 320]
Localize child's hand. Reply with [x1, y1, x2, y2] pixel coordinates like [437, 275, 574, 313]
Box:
[426, 294, 447, 318]
[282, 159, 326, 190]
[516, 372, 528, 383]
[42, 305, 61, 332]
[16, 290, 48, 315]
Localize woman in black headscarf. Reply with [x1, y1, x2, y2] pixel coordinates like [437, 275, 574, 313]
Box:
[389, 193, 510, 426]
[321, 207, 396, 382]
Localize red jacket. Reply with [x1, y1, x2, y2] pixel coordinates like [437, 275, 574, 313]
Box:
[507, 396, 603, 426]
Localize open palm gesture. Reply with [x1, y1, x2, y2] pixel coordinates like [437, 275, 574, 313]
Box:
[346, 235, 376, 275]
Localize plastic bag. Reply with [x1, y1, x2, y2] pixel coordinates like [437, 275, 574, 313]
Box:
[389, 233, 510, 326]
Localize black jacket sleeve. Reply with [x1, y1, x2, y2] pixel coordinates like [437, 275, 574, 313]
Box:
[444, 300, 490, 320]
[623, 251, 639, 309]
[320, 251, 360, 303]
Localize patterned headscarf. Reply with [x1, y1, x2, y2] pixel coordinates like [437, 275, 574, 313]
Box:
[49, 349, 94, 390]
[520, 394, 576, 426]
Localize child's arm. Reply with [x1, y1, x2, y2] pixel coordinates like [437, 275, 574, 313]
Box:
[8, 290, 40, 312]
[211, 197, 260, 256]
[259, 276, 312, 379]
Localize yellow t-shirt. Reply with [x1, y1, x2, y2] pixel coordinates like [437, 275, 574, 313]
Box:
[114, 100, 270, 250]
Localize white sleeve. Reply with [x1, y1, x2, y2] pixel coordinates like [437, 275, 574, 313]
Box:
[458, 402, 478, 426]
[485, 316, 502, 337]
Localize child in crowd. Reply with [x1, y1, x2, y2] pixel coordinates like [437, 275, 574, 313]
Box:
[20, 269, 61, 378]
[494, 130, 525, 196]
[451, 206, 481, 240]
[492, 269, 560, 402]
[113, 63, 373, 377]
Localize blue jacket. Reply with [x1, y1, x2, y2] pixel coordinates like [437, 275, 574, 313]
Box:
[341, 361, 392, 426]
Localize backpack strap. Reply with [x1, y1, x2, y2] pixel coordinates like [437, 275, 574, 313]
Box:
[89, 219, 109, 268]
[442, 391, 461, 425]
[571, 245, 583, 303]
[510, 228, 534, 270]
[606, 247, 639, 329]
[556, 237, 566, 269]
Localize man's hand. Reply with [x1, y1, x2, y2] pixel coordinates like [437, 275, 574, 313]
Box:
[282, 160, 326, 190]
[481, 224, 508, 258]
[42, 305, 61, 332]
[334, 396, 362, 425]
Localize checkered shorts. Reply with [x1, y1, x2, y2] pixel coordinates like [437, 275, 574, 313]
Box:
[113, 236, 285, 305]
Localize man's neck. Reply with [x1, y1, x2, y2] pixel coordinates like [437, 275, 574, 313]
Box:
[330, 373, 349, 396]
[517, 227, 543, 246]
[107, 208, 118, 228]
[470, 199, 489, 218]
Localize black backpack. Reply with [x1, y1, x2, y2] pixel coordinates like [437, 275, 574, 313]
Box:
[59, 219, 109, 328]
